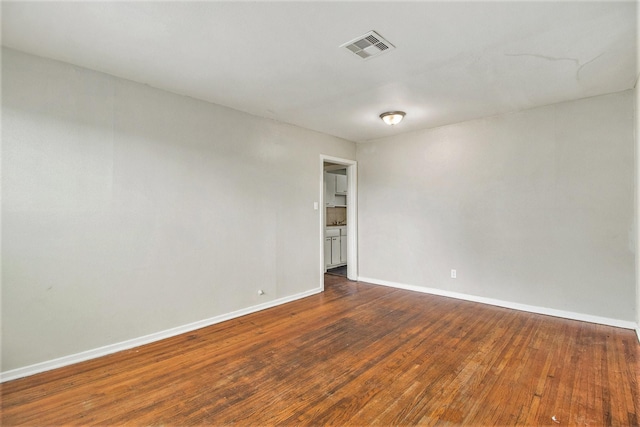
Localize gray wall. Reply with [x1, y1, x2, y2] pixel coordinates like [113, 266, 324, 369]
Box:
[358, 91, 636, 322]
[1, 48, 356, 371]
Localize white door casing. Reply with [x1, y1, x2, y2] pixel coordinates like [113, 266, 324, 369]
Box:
[320, 155, 358, 288]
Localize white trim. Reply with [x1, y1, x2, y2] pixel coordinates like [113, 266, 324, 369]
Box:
[346, 163, 358, 282]
[635, 4, 640, 349]
[359, 276, 638, 331]
[635, 83, 640, 345]
[320, 155, 358, 284]
[319, 155, 326, 289]
[0, 287, 322, 383]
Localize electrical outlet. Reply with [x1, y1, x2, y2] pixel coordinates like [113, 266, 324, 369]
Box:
[451, 269, 457, 279]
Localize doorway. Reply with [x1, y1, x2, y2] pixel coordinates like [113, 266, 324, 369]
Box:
[320, 155, 357, 290]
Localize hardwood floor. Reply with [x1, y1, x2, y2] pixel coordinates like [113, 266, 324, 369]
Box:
[2, 275, 638, 426]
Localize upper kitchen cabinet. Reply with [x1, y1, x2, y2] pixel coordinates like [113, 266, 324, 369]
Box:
[336, 174, 347, 195]
[324, 170, 348, 207]
[324, 172, 336, 206]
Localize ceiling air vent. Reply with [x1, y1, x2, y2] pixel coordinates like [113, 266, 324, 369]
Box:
[341, 31, 395, 60]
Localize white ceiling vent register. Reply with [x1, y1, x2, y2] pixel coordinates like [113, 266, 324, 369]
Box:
[341, 31, 395, 60]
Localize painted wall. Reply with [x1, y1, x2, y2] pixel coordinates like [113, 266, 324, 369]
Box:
[1, 48, 355, 371]
[358, 91, 636, 322]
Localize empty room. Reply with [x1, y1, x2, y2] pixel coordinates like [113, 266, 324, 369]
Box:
[1, 1, 639, 425]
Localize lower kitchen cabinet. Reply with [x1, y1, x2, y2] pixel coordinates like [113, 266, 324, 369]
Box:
[325, 227, 347, 269]
[331, 236, 341, 265]
[324, 237, 332, 268]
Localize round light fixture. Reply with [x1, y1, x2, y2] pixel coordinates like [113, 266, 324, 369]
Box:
[380, 111, 406, 126]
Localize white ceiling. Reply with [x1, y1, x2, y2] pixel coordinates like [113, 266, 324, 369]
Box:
[2, 1, 637, 142]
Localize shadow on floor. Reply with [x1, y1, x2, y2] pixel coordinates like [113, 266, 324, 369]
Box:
[326, 265, 347, 277]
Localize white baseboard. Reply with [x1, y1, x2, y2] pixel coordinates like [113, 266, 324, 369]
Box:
[358, 276, 638, 331]
[636, 328, 640, 344]
[0, 287, 322, 383]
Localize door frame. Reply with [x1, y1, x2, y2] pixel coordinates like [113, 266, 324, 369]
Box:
[319, 155, 358, 289]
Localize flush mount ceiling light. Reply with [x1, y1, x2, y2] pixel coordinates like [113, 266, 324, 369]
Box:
[380, 111, 406, 126]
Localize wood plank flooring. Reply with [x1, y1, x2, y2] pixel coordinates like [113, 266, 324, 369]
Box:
[1, 275, 638, 425]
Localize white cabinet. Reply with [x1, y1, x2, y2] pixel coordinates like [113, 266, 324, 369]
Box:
[325, 227, 347, 269]
[324, 238, 332, 269]
[331, 237, 341, 265]
[324, 172, 347, 206]
[324, 173, 336, 206]
[336, 174, 348, 194]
